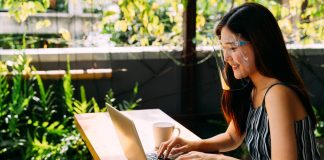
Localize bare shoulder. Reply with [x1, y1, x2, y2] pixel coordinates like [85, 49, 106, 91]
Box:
[265, 84, 297, 105]
[264, 84, 301, 159]
[264, 84, 306, 121]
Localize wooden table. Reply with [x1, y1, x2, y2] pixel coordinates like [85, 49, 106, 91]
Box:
[74, 109, 201, 160]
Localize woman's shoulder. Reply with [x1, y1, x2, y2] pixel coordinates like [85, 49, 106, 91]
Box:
[266, 83, 296, 100]
[264, 83, 307, 121]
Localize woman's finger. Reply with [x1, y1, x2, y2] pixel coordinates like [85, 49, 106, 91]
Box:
[170, 145, 188, 155]
[157, 141, 170, 158]
[164, 138, 181, 159]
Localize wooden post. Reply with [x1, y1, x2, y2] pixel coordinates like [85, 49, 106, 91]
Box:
[181, 0, 196, 114]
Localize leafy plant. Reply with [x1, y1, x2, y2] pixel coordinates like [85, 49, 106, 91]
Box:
[102, 0, 184, 46]
[32, 67, 57, 121]
[0, 34, 68, 49]
[100, 0, 323, 46]
[313, 106, 324, 138]
[105, 82, 142, 111]
[0, 54, 35, 158]
[5, 0, 50, 23]
[0, 54, 143, 159]
[73, 85, 103, 114]
[0, 61, 9, 126]
[2, 0, 322, 49]
[26, 129, 88, 160]
[62, 57, 74, 114]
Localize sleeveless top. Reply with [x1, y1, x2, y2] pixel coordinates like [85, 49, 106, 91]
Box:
[245, 83, 321, 160]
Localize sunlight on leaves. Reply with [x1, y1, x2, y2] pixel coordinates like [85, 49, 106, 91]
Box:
[35, 19, 51, 30]
[59, 28, 71, 41]
[114, 20, 128, 32]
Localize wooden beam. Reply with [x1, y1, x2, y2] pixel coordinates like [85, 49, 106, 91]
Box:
[182, 0, 197, 114]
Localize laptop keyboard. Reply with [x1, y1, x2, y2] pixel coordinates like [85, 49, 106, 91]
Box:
[145, 152, 173, 160]
[146, 152, 159, 160]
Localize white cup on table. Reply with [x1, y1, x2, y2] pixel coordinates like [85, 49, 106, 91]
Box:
[152, 121, 180, 150]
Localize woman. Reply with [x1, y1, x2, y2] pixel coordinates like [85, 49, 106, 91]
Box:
[158, 3, 320, 160]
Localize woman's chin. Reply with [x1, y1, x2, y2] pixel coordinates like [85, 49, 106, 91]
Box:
[234, 73, 246, 79]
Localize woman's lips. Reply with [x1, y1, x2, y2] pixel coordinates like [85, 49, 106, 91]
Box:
[232, 64, 239, 70]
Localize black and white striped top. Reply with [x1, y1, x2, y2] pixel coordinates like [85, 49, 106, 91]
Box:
[245, 84, 321, 160]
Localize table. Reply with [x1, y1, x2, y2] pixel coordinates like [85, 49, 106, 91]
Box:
[74, 109, 201, 160]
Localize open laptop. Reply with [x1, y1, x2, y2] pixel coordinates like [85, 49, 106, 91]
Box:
[107, 104, 173, 160]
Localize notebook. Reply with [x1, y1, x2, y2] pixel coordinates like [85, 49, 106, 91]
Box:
[107, 104, 174, 160]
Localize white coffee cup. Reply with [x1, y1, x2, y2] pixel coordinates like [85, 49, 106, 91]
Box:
[152, 122, 180, 149]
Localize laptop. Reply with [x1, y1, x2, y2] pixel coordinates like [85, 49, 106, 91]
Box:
[107, 104, 172, 160]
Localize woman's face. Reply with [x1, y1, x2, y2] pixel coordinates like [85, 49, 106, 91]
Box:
[220, 27, 256, 79]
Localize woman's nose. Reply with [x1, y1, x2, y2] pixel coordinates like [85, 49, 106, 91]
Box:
[223, 50, 232, 62]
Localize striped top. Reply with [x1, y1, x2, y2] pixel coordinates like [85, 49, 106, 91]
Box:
[245, 83, 321, 160]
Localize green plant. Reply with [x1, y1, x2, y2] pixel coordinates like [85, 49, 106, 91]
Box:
[3, 0, 322, 49]
[0, 61, 9, 126]
[0, 54, 35, 158]
[105, 82, 142, 111]
[313, 106, 324, 138]
[0, 54, 143, 159]
[22, 56, 92, 159]
[73, 85, 104, 114]
[0, 34, 68, 49]
[62, 57, 104, 114]
[62, 57, 74, 114]
[5, 0, 50, 23]
[100, 0, 323, 46]
[32, 67, 57, 121]
[102, 0, 183, 46]
[0, 0, 5, 9]
[0, 1, 68, 50]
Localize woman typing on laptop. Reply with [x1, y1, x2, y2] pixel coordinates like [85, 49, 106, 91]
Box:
[157, 3, 320, 160]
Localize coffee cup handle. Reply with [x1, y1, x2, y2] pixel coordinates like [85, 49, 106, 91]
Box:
[174, 127, 180, 137]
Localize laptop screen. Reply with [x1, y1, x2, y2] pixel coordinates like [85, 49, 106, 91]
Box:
[107, 104, 147, 160]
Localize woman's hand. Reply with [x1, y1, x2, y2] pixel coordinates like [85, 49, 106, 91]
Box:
[157, 136, 199, 159]
[175, 151, 223, 160]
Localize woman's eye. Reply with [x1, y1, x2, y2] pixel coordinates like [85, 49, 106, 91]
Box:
[230, 47, 237, 51]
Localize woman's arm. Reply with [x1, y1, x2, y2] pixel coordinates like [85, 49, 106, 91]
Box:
[197, 121, 245, 153]
[158, 120, 245, 158]
[265, 85, 305, 160]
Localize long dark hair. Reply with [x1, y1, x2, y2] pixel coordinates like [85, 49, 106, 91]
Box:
[215, 3, 316, 135]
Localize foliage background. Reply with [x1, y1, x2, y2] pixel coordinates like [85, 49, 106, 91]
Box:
[0, 54, 141, 159]
[0, 0, 322, 49]
[100, 0, 324, 46]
